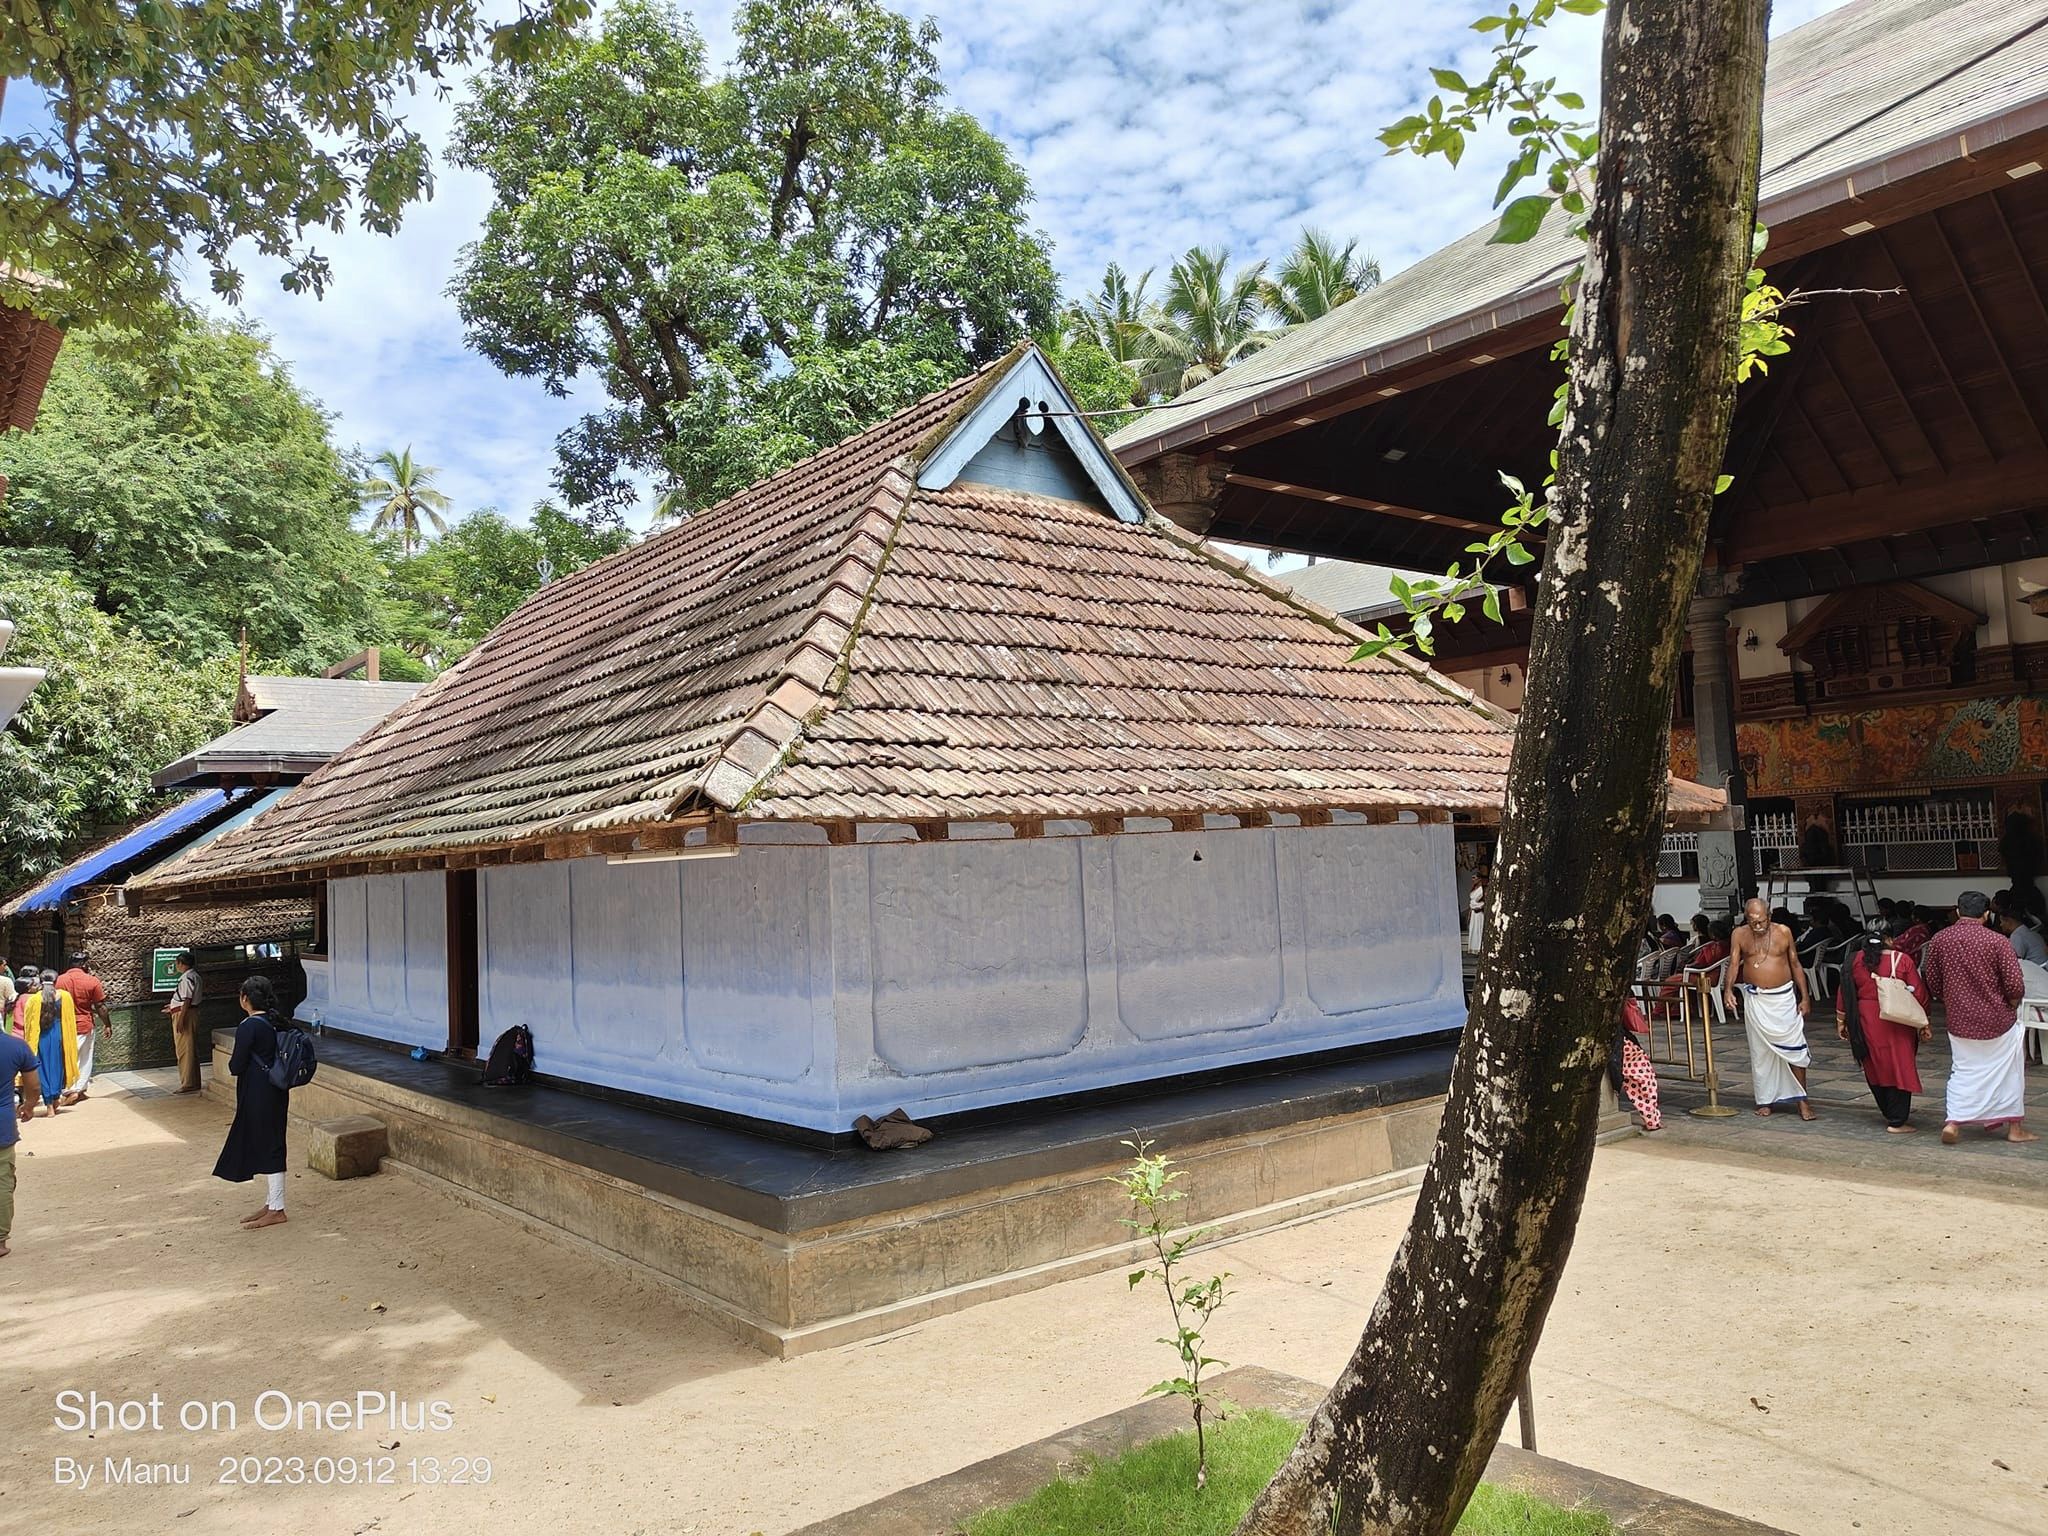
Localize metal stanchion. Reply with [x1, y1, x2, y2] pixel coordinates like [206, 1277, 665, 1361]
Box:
[1691, 983, 1740, 1118]
[1516, 1371, 1537, 1452]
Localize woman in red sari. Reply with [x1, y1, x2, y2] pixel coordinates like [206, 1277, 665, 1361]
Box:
[1838, 931, 1932, 1133]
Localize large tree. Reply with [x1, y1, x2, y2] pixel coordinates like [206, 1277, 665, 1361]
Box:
[0, 574, 236, 887]
[359, 448, 455, 556]
[0, 0, 586, 325]
[0, 309, 388, 672]
[1235, 1, 1771, 1531]
[383, 503, 632, 668]
[450, 0, 1060, 512]
[1138, 247, 1275, 400]
[1265, 228, 1381, 327]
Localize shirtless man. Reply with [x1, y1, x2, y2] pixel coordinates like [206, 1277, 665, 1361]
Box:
[1722, 897, 1817, 1119]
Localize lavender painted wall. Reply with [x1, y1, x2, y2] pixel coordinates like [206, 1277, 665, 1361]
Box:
[315, 819, 1464, 1130]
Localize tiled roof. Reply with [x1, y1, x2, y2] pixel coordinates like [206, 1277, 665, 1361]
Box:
[130, 349, 1719, 895]
[154, 676, 423, 787]
[0, 290, 64, 432]
[1111, 0, 2048, 458]
[740, 484, 1513, 822]
[1263, 559, 1433, 622]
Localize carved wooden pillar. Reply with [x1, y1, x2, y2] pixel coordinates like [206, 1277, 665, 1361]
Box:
[1127, 452, 1229, 533]
[1689, 572, 1754, 913]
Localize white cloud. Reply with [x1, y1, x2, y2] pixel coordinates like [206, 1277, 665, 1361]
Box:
[196, 0, 1843, 524]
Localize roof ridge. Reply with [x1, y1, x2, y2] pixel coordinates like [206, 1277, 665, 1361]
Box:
[689, 460, 922, 813]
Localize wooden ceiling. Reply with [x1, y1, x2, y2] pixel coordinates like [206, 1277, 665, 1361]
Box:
[1204, 165, 2048, 607]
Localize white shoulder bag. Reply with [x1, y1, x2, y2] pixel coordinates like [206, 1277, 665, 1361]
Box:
[1875, 950, 1928, 1030]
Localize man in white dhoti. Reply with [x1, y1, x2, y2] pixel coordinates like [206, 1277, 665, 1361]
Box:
[1723, 898, 1816, 1119]
[1921, 891, 2038, 1147]
[1467, 871, 1487, 955]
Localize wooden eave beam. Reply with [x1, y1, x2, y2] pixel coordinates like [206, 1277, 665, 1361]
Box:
[1724, 451, 2048, 563]
[1223, 473, 1500, 536]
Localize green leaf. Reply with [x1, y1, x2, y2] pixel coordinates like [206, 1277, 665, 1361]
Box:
[1129, 1269, 1150, 1289]
[1714, 473, 1734, 495]
[1559, 0, 1604, 12]
[1431, 68, 1471, 93]
[1490, 194, 1552, 245]
[1482, 589, 1503, 624]
[1504, 541, 1535, 566]
[1554, 90, 1585, 110]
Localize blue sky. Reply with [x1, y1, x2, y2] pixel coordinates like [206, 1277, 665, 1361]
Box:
[10, 0, 1842, 527]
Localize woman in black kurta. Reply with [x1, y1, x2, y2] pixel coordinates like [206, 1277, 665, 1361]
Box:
[213, 975, 291, 1228]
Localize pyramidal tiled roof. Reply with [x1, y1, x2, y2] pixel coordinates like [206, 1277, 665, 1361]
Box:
[135, 346, 1715, 895]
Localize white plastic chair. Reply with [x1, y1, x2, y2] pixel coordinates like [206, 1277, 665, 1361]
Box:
[1682, 956, 1730, 1025]
[1814, 936, 1856, 1001]
[2018, 958, 2048, 1060]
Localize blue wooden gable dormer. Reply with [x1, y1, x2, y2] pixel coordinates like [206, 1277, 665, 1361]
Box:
[915, 347, 1148, 524]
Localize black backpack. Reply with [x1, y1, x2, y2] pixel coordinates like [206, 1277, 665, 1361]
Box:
[266, 1020, 318, 1092]
[482, 1025, 534, 1087]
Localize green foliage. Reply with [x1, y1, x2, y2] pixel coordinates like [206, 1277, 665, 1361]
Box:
[450, 0, 1060, 512]
[383, 504, 631, 667]
[0, 308, 388, 672]
[964, 1412, 1303, 1536]
[359, 448, 454, 557]
[1136, 248, 1275, 401]
[0, 574, 236, 887]
[1264, 228, 1381, 327]
[1117, 1140, 1231, 1491]
[1067, 229, 1379, 412]
[1379, 0, 1604, 244]
[1036, 332, 1143, 419]
[962, 1410, 1614, 1536]
[0, 0, 589, 326]
[1355, 1, 1792, 663]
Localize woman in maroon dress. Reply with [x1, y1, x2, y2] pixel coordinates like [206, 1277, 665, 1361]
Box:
[1838, 931, 1932, 1133]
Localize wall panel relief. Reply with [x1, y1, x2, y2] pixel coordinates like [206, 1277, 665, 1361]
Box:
[1286, 823, 1446, 1015]
[1110, 832, 1283, 1039]
[569, 857, 683, 1064]
[866, 838, 1089, 1073]
[682, 850, 819, 1082]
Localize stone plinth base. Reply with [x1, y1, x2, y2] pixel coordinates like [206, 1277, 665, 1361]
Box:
[308, 1114, 388, 1179]
[213, 1029, 1461, 1356]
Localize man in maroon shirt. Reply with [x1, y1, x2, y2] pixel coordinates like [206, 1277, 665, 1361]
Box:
[1921, 891, 2037, 1147]
[53, 953, 109, 1105]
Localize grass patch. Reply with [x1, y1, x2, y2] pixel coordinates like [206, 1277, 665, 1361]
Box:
[964, 1410, 1614, 1536]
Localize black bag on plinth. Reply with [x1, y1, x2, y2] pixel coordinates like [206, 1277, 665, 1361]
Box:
[482, 1025, 534, 1087]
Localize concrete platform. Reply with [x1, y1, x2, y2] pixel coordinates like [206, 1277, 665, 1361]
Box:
[211, 1029, 1468, 1356]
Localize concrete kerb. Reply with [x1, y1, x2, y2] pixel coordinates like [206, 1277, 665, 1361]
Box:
[784, 1365, 1795, 1536]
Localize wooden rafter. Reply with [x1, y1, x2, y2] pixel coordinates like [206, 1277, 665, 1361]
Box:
[1926, 205, 2048, 452]
[1869, 228, 1996, 462]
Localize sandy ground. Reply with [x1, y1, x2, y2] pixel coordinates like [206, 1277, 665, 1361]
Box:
[2, 1087, 2045, 1536]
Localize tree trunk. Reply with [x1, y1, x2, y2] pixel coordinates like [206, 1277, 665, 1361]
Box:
[1234, 3, 1769, 1532]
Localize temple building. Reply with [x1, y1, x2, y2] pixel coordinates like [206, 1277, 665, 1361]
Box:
[1114, 0, 2048, 918]
[129, 346, 1565, 1129]
[129, 347, 1720, 1352]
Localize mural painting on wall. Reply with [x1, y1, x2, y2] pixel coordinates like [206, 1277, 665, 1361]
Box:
[1715, 695, 2048, 795]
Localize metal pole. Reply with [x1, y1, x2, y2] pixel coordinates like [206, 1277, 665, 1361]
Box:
[1516, 1371, 1538, 1451]
[1692, 985, 1739, 1118]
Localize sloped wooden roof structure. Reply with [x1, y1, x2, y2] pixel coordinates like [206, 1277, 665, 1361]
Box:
[131, 348, 1723, 901]
[1110, 0, 2048, 623]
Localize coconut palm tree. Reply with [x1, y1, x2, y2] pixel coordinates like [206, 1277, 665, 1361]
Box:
[358, 448, 452, 556]
[1137, 247, 1276, 400]
[1064, 263, 1154, 369]
[1264, 228, 1382, 328]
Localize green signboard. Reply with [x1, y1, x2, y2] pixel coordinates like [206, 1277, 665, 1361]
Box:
[150, 948, 183, 994]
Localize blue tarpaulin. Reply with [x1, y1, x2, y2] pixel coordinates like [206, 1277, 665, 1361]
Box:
[2, 790, 229, 915]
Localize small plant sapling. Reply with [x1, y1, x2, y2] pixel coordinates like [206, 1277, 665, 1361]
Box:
[1117, 1138, 1232, 1490]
